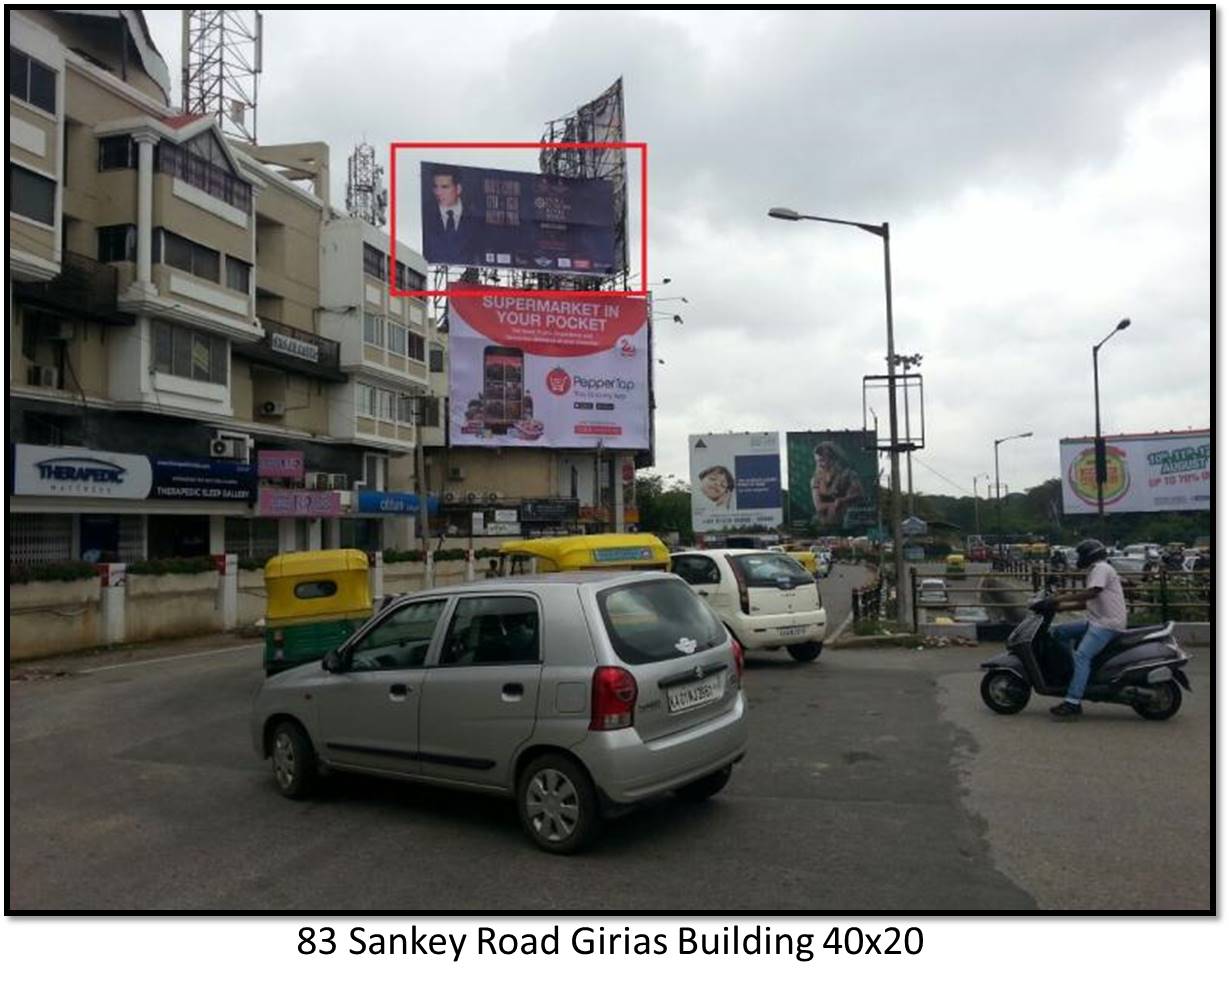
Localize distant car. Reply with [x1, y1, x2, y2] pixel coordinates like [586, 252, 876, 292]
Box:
[918, 578, 949, 605]
[968, 545, 991, 563]
[671, 549, 828, 661]
[953, 606, 990, 624]
[252, 571, 748, 854]
[1107, 548, 1152, 575]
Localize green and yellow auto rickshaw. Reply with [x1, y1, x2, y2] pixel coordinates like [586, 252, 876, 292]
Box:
[263, 549, 372, 675]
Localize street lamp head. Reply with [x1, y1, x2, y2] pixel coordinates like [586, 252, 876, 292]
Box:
[1116, 318, 1131, 332]
[768, 207, 801, 221]
[672, 314, 684, 325]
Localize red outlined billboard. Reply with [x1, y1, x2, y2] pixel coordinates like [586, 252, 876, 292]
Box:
[389, 142, 647, 299]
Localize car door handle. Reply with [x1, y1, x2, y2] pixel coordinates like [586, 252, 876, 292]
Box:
[389, 683, 412, 701]
[501, 682, 524, 701]
[697, 590, 710, 597]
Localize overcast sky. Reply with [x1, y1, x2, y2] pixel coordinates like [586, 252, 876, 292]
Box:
[146, 9, 1211, 498]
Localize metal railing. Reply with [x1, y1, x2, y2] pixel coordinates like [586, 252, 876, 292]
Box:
[13, 251, 129, 323]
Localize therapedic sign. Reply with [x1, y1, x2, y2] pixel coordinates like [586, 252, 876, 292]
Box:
[13, 444, 153, 499]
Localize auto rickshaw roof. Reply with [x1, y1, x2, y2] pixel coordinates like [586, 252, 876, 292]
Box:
[263, 548, 369, 578]
[498, 533, 669, 568]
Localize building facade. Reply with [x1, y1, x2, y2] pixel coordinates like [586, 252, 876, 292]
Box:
[8, 9, 441, 564]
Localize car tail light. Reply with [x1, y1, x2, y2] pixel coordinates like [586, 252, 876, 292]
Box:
[726, 554, 750, 613]
[590, 666, 638, 730]
[730, 637, 744, 682]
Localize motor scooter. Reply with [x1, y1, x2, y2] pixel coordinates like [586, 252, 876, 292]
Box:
[979, 605, 1191, 720]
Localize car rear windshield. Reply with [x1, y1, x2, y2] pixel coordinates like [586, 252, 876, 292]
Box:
[597, 579, 726, 665]
[731, 553, 813, 589]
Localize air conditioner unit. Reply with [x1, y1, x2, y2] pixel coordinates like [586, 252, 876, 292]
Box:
[486, 491, 500, 502]
[465, 491, 481, 503]
[259, 400, 285, 417]
[210, 430, 252, 462]
[443, 491, 459, 504]
[328, 473, 349, 490]
[448, 466, 466, 481]
[305, 471, 330, 490]
[493, 491, 505, 499]
[210, 437, 246, 460]
[27, 365, 60, 389]
[337, 491, 353, 509]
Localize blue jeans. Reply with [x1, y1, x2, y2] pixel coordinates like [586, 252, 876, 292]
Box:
[1051, 620, 1120, 703]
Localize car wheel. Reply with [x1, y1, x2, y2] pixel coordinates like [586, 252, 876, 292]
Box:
[270, 719, 317, 799]
[517, 753, 600, 854]
[787, 641, 823, 662]
[1131, 681, 1182, 721]
[675, 764, 733, 802]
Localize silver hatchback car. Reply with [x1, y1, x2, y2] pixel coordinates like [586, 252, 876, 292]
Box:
[251, 571, 748, 853]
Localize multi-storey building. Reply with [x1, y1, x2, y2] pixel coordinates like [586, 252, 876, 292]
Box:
[8, 9, 440, 564]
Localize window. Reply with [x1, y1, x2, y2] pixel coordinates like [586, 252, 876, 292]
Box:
[156, 140, 251, 213]
[598, 580, 726, 665]
[429, 345, 445, 373]
[363, 243, 387, 281]
[387, 321, 407, 356]
[294, 580, 338, 600]
[731, 553, 813, 589]
[395, 261, 425, 291]
[348, 599, 446, 671]
[357, 383, 377, 418]
[407, 330, 425, 362]
[225, 256, 251, 294]
[152, 320, 228, 385]
[9, 48, 56, 114]
[672, 555, 721, 586]
[97, 135, 136, 171]
[441, 597, 540, 667]
[421, 397, 441, 427]
[378, 389, 395, 421]
[8, 164, 56, 225]
[97, 224, 136, 263]
[362, 311, 384, 347]
[159, 229, 220, 282]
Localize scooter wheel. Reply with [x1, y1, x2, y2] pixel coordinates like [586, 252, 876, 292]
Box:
[980, 670, 1031, 714]
[1131, 681, 1182, 721]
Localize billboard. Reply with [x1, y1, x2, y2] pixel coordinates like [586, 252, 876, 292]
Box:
[786, 431, 879, 535]
[689, 433, 783, 533]
[1059, 430, 1210, 514]
[448, 290, 649, 449]
[420, 161, 616, 273]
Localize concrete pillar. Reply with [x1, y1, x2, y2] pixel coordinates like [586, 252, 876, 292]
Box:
[465, 549, 476, 582]
[614, 456, 626, 534]
[213, 553, 238, 630]
[369, 551, 384, 600]
[133, 133, 157, 287]
[325, 518, 341, 549]
[389, 516, 414, 551]
[424, 550, 435, 590]
[209, 515, 226, 555]
[307, 518, 323, 550]
[277, 518, 297, 552]
[98, 563, 127, 646]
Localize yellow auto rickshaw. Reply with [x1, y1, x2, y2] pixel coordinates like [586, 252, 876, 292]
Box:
[945, 552, 967, 572]
[496, 533, 670, 575]
[263, 549, 372, 675]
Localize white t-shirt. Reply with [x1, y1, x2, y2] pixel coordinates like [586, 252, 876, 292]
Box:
[1085, 560, 1127, 631]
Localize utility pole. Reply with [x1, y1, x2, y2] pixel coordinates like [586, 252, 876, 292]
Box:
[415, 395, 432, 585]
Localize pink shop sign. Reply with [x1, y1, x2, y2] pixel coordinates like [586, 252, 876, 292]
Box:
[257, 449, 305, 480]
[258, 488, 342, 517]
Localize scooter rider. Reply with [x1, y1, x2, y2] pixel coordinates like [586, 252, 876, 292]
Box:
[1030, 538, 1128, 719]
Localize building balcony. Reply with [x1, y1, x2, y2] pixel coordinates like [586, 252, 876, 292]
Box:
[12, 251, 132, 325]
[232, 318, 346, 382]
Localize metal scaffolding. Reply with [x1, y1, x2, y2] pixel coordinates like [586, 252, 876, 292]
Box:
[181, 9, 263, 143]
[346, 141, 388, 228]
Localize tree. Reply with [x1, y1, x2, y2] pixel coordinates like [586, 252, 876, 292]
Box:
[634, 473, 693, 542]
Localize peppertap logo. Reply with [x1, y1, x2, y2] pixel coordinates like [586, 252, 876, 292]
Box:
[546, 367, 572, 396]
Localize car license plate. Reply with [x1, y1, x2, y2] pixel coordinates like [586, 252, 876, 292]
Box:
[778, 625, 807, 636]
[667, 674, 725, 714]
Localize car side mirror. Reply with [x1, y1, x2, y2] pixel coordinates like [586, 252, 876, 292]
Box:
[322, 649, 345, 673]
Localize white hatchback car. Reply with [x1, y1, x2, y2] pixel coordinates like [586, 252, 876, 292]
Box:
[671, 550, 827, 661]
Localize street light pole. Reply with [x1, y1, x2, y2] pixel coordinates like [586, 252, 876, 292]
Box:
[993, 432, 1033, 559]
[1093, 318, 1131, 541]
[768, 207, 905, 622]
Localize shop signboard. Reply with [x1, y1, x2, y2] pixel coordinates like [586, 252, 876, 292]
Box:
[12, 444, 152, 500]
[356, 491, 439, 514]
[258, 489, 342, 517]
[257, 450, 305, 480]
[150, 458, 256, 501]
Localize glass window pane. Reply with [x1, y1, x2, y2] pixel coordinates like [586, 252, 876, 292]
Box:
[163, 231, 193, 272]
[441, 597, 540, 667]
[598, 580, 726, 665]
[211, 336, 228, 384]
[153, 322, 173, 372]
[226, 257, 249, 293]
[9, 165, 55, 225]
[193, 243, 220, 282]
[350, 599, 446, 670]
[191, 333, 212, 381]
[172, 326, 192, 378]
[28, 59, 55, 113]
[9, 48, 29, 101]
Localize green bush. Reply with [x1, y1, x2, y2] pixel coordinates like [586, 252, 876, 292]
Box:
[382, 549, 425, 564]
[238, 557, 270, 571]
[127, 557, 216, 576]
[433, 548, 468, 561]
[9, 561, 99, 584]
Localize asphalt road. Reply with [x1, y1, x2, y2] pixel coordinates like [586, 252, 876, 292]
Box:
[8, 589, 1210, 912]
